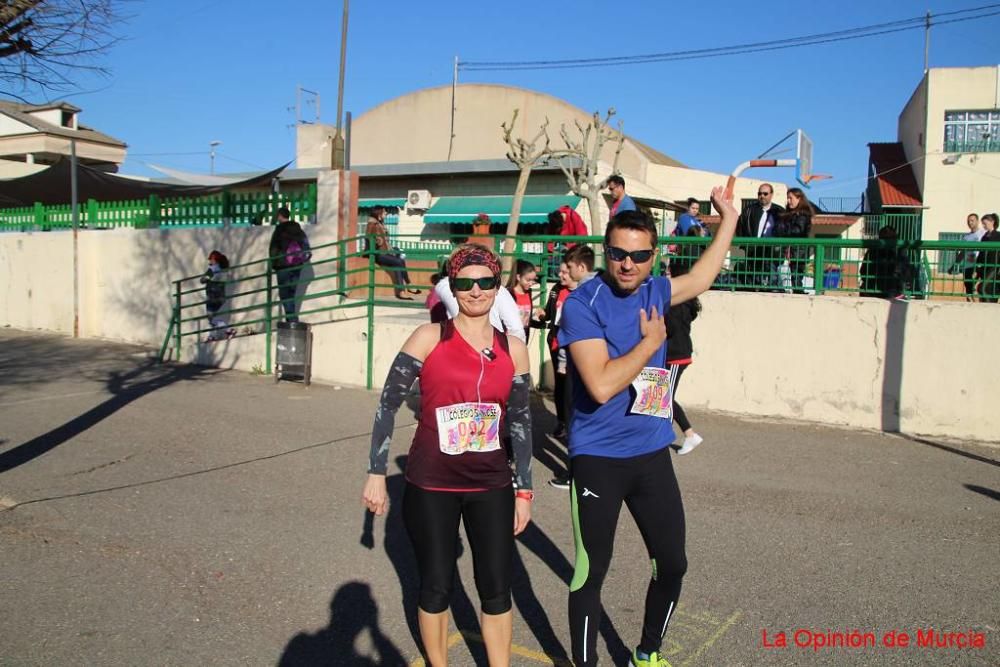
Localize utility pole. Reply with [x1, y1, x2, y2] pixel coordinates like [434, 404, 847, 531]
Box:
[333, 0, 349, 169]
[209, 140, 221, 175]
[71, 140, 79, 338]
[448, 55, 458, 161]
[923, 10, 931, 74]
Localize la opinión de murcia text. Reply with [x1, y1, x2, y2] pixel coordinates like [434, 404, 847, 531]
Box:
[761, 628, 987, 652]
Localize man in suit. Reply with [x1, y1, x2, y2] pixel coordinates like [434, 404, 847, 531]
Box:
[736, 183, 784, 290]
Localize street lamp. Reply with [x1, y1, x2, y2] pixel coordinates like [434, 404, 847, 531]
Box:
[209, 140, 222, 174]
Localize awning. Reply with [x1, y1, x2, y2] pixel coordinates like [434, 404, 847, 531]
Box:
[423, 195, 580, 225]
[0, 159, 290, 206]
[359, 197, 406, 209]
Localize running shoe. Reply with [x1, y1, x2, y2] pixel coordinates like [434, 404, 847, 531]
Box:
[548, 473, 571, 491]
[677, 433, 703, 456]
[630, 649, 671, 667]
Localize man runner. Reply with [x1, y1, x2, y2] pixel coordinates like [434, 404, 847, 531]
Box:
[558, 186, 738, 667]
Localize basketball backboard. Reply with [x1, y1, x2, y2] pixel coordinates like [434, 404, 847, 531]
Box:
[796, 129, 813, 188]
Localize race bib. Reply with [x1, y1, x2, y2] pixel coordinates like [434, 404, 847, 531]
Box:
[629, 367, 673, 420]
[435, 402, 502, 455]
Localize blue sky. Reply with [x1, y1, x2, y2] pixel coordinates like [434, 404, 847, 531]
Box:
[46, 0, 1000, 203]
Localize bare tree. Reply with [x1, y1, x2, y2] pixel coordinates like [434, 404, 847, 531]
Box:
[0, 0, 121, 96]
[499, 108, 551, 276]
[554, 109, 625, 237]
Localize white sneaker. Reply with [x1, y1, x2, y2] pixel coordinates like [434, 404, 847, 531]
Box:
[677, 433, 703, 455]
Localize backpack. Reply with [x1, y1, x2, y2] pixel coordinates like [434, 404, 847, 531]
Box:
[285, 238, 311, 267]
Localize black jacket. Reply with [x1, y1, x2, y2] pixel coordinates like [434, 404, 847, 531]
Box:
[737, 202, 785, 238]
[860, 246, 915, 298]
[268, 220, 308, 271]
[775, 211, 813, 260]
[666, 298, 699, 362]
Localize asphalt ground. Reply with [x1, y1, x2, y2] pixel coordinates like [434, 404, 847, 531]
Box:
[0, 328, 997, 666]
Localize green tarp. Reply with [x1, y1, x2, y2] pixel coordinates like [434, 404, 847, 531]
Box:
[422, 195, 580, 225]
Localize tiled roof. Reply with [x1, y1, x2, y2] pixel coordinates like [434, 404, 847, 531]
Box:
[868, 143, 922, 207]
[0, 100, 126, 148]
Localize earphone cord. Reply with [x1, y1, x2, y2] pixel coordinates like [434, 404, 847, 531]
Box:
[477, 350, 485, 405]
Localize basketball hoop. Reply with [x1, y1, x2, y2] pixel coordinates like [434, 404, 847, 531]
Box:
[724, 129, 830, 198]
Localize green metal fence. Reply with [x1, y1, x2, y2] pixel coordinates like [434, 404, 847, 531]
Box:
[0, 185, 317, 232]
[161, 232, 1000, 390]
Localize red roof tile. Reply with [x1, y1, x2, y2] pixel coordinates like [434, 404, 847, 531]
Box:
[868, 143, 922, 207]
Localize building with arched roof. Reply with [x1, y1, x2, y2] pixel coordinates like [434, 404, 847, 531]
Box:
[298, 83, 786, 239]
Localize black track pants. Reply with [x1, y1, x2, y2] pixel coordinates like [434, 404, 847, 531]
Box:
[568, 447, 687, 665]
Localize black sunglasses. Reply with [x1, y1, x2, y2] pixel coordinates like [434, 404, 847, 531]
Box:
[758, 191, 771, 196]
[452, 276, 500, 291]
[605, 246, 654, 264]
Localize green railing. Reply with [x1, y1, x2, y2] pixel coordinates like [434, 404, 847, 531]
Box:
[0, 184, 317, 232]
[862, 213, 922, 240]
[161, 233, 1000, 390]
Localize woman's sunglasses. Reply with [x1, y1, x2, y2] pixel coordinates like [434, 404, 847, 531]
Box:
[605, 246, 654, 264]
[452, 276, 500, 291]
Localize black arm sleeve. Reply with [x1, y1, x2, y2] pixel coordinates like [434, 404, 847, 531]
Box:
[368, 352, 422, 474]
[507, 373, 533, 490]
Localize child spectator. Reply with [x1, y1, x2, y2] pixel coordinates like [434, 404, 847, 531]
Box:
[201, 250, 235, 341]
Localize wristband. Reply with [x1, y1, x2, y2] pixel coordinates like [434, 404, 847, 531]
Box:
[515, 490, 534, 501]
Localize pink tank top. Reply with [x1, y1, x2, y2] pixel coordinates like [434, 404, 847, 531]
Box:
[406, 321, 514, 491]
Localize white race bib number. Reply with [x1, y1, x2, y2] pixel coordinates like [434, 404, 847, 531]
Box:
[629, 367, 673, 420]
[435, 402, 502, 455]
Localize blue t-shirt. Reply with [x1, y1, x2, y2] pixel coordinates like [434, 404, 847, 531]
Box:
[676, 213, 704, 236]
[557, 274, 675, 458]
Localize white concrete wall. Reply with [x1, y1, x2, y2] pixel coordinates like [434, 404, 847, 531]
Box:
[683, 291, 997, 443]
[1, 170, 353, 347]
[3, 189, 995, 442]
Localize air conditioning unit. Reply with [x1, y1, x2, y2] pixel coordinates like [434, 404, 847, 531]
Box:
[407, 189, 432, 210]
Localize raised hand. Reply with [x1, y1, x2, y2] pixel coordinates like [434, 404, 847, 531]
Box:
[710, 186, 738, 218]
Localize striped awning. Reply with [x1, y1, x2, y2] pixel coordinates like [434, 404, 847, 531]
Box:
[358, 198, 406, 209]
[422, 195, 580, 225]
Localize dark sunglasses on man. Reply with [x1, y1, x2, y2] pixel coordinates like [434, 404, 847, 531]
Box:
[605, 246, 654, 264]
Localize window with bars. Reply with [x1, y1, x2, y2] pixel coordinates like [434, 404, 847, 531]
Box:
[944, 110, 1000, 153]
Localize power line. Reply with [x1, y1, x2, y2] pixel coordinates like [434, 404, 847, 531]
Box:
[460, 4, 1000, 71]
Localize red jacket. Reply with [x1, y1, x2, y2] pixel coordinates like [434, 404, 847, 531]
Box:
[548, 205, 589, 252]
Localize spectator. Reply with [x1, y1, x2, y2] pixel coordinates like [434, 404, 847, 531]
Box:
[957, 213, 986, 302]
[665, 258, 703, 455]
[269, 207, 311, 323]
[976, 213, 1000, 303]
[736, 183, 784, 290]
[675, 198, 707, 236]
[860, 225, 914, 299]
[775, 187, 814, 293]
[545, 206, 589, 279]
[540, 260, 578, 488]
[200, 250, 235, 341]
[425, 270, 448, 323]
[365, 206, 421, 300]
[563, 244, 597, 286]
[506, 260, 546, 342]
[606, 174, 636, 220]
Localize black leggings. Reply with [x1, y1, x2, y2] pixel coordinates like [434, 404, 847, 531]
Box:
[569, 447, 686, 665]
[403, 483, 514, 615]
[550, 346, 569, 425]
[670, 363, 691, 433]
